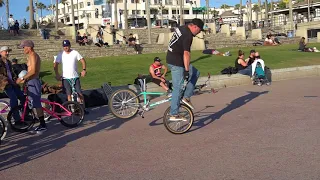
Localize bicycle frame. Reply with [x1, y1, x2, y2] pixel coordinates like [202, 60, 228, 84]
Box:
[20, 84, 73, 122]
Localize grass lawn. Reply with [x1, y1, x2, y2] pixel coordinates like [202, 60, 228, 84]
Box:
[40, 43, 320, 89]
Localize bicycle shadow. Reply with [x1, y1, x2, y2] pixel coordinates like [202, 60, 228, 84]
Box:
[0, 106, 133, 171]
[189, 91, 269, 133]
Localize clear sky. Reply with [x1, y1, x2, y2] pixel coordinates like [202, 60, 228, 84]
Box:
[0, 0, 254, 27]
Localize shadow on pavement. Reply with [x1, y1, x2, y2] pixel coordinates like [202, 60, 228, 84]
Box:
[189, 91, 269, 133]
[0, 106, 131, 171]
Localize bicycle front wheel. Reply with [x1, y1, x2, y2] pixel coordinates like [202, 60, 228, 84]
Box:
[163, 104, 194, 134]
[60, 101, 84, 128]
[7, 105, 35, 132]
[0, 115, 7, 141]
[108, 89, 140, 119]
[0, 100, 10, 114]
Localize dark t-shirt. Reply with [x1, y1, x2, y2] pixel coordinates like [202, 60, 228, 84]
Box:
[247, 56, 255, 66]
[128, 37, 136, 42]
[235, 58, 246, 71]
[166, 26, 193, 67]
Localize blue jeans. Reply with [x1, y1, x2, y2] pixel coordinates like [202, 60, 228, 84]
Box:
[168, 64, 200, 115]
[5, 84, 25, 120]
[238, 65, 252, 76]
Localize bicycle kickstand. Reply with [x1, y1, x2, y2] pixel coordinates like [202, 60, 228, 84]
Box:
[140, 110, 146, 118]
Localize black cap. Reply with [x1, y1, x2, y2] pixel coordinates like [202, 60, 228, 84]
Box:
[62, 40, 71, 47]
[250, 49, 256, 53]
[12, 58, 18, 63]
[154, 57, 161, 62]
[191, 18, 204, 31]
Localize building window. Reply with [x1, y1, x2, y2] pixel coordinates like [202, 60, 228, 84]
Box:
[95, 8, 99, 18]
[143, 10, 146, 14]
[162, 9, 168, 14]
[172, 10, 179, 14]
[184, 10, 189, 14]
[87, 2, 91, 6]
[118, 0, 123, 2]
[316, 8, 320, 17]
[131, 0, 135, 3]
[87, 13, 92, 18]
[80, 2, 84, 8]
[137, 10, 141, 14]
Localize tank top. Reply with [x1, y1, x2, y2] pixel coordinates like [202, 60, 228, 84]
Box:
[152, 64, 162, 77]
[235, 58, 246, 71]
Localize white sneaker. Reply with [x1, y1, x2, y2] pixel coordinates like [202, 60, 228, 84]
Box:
[169, 115, 187, 122]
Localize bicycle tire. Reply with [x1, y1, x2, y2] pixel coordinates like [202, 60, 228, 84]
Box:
[7, 105, 35, 132]
[0, 100, 10, 114]
[0, 115, 7, 141]
[108, 89, 140, 119]
[60, 101, 84, 128]
[163, 104, 194, 134]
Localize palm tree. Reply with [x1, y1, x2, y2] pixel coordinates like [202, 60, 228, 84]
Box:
[36, 2, 47, 22]
[5, 0, 9, 29]
[47, 4, 55, 22]
[252, 4, 259, 25]
[113, 0, 118, 29]
[0, 0, 4, 7]
[55, 0, 58, 30]
[29, 0, 35, 29]
[124, 0, 127, 29]
[60, 0, 68, 23]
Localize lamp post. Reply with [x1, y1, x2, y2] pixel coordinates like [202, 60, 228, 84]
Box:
[119, 9, 123, 29]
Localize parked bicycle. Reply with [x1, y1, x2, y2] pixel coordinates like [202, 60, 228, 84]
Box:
[7, 82, 84, 132]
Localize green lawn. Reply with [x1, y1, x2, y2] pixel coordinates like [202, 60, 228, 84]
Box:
[40, 43, 320, 89]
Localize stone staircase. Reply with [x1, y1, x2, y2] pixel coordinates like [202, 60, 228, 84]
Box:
[0, 29, 168, 61]
[121, 28, 171, 44]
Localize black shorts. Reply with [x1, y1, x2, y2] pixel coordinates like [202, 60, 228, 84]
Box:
[152, 78, 162, 86]
[62, 78, 82, 95]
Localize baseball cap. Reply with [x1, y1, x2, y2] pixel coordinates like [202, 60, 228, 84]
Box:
[12, 58, 18, 63]
[191, 18, 204, 31]
[19, 40, 34, 48]
[154, 57, 161, 62]
[62, 40, 71, 47]
[0, 46, 12, 52]
[250, 49, 256, 53]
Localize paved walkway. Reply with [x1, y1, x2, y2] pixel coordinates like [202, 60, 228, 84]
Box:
[1, 77, 320, 180]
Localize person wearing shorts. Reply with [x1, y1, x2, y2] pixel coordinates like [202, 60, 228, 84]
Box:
[149, 57, 171, 96]
[54, 40, 88, 113]
[16, 40, 46, 133]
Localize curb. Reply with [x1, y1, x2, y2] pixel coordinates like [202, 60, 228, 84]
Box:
[127, 65, 320, 93]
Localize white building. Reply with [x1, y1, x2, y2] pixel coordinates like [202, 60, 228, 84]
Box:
[55, 0, 204, 29]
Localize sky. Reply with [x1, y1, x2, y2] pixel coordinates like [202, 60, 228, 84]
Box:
[0, 0, 253, 27]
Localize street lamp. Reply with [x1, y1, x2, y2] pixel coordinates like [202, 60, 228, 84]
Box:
[119, 9, 123, 29]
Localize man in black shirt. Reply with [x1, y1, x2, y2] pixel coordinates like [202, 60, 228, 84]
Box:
[128, 33, 141, 54]
[246, 49, 256, 66]
[166, 18, 203, 121]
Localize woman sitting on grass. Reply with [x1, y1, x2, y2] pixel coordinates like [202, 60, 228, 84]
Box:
[235, 50, 252, 76]
[298, 37, 319, 52]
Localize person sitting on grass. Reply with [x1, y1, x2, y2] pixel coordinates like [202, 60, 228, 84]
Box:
[235, 50, 252, 76]
[202, 49, 231, 56]
[149, 57, 171, 96]
[298, 37, 319, 52]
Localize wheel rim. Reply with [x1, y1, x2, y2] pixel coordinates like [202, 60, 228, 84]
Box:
[111, 90, 139, 118]
[62, 103, 83, 125]
[164, 106, 193, 134]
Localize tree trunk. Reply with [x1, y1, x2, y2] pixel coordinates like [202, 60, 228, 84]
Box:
[264, 0, 268, 25]
[6, 0, 9, 29]
[29, 0, 35, 29]
[179, 0, 184, 25]
[41, 9, 43, 22]
[124, 0, 127, 29]
[114, 0, 118, 29]
[55, 0, 58, 30]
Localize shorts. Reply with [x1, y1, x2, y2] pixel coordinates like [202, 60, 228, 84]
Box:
[152, 78, 162, 86]
[27, 79, 42, 108]
[62, 78, 82, 95]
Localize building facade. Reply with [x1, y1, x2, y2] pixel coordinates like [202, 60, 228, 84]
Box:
[55, 0, 205, 29]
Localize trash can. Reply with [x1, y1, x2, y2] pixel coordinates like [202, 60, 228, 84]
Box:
[287, 30, 294, 38]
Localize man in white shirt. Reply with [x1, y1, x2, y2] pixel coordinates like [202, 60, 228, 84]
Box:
[54, 40, 88, 113]
[8, 14, 15, 35]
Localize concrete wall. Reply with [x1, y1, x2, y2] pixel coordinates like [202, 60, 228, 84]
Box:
[251, 29, 262, 40]
[236, 27, 246, 40]
[220, 24, 230, 37]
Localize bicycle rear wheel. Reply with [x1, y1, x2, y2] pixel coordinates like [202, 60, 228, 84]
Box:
[163, 104, 194, 134]
[0, 100, 10, 114]
[0, 115, 7, 141]
[60, 101, 84, 128]
[7, 105, 35, 132]
[108, 89, 140, 119]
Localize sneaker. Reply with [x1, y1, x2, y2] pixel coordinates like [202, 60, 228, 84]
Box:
[182, 98, 194, 110]
[34, 125, 47, 134]
[169, 115, 188, 122]
[166, 90, 172, 98]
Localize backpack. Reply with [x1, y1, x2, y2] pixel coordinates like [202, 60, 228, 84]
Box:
[221, 66, 238, 75]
